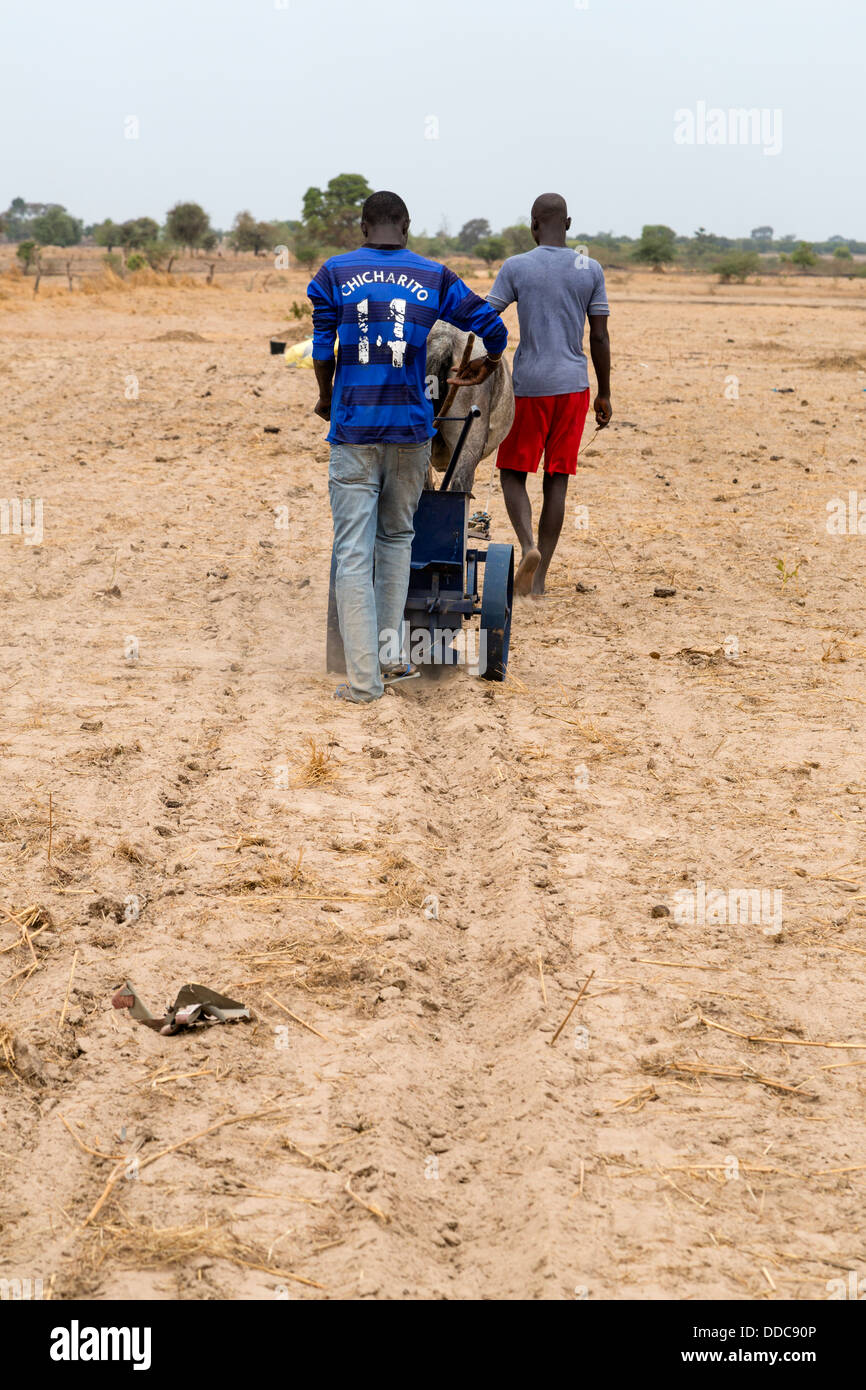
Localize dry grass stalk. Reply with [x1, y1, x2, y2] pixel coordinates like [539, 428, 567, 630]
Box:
[60, 1115, 124, 1161]
[0, 903, 48, 963]
[537, 951, 547, 1005]
[263, 992, 330, 1042]
[294, 736, 339, 786]
[344, 1175, 389, 1223]
[658, 1166, 712, 1212]
[549, 970, 595, 1045]
[115, 841, 149, 865]
[664, 1162, 800, 1178]
[637, 959, 723, 971]
[230, 1180, 325, 1207]
[279, 1137, 336, 1173]
[0, 1023, 18, 1076]
[223, 891, 379, 904]
[220, 846, 317, 896]
[700, 1013, 866, 1050]
[58, 949, 79, 1030]
[78, 1107, 287, 1229]
[233, 833, 270, 850]
[641, 1056, 815, 1099]
[610, 1084, 658, 1112]
[86, 1216, 324, 1290]
[376, 851, 426, 908]
[147, 1066, 217, 1090]
[532, 706, 629, 752]
[0, 961, 38, 993]
[234, 931, 378, 994]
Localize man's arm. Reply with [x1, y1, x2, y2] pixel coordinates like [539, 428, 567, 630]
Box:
[486, 259, 515, 318]
[438, 268, 508, 387]
[307, 265, 338, 420]
[588, 314, 612, 428]
[312, 358, 335, 420]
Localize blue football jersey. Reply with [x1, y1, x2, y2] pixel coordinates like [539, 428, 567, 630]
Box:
[308, 246, 508, 444]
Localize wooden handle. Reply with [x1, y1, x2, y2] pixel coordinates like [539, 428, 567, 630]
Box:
[433, 332, 475, 424]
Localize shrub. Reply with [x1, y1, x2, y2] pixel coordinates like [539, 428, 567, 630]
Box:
[119, 217, 160, 251]
[31, 207, 83, 247]
[301, 174, 373, 249]
[291, 239, 320, 272]
[93, 219, 121, 252]
[633, 224, 677, 269]
[16, 240, 38, 270]
[713, 250, 760, 283]
[474, 235, 506, 265]
[165, 201, 211, 250]
[142, 241, 171, 269]
[455, 218, 491, 252]
[501, 223, 534, 256]
[230, 210, 277, 255]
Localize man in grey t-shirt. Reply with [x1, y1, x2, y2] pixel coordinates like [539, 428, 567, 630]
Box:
[488, 193, 612, 596]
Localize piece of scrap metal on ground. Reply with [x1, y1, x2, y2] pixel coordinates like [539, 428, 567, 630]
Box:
[112, 981, 251, 1035]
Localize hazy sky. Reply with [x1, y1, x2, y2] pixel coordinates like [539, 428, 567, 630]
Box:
[2, 0, 862, 240]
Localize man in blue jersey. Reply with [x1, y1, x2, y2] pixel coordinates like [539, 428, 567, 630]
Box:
[308, 190, 507, 703]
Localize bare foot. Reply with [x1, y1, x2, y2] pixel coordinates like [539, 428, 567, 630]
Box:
[515, 546, 541, 596]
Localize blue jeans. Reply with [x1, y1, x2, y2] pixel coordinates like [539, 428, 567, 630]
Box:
[329, 438, 431, 701]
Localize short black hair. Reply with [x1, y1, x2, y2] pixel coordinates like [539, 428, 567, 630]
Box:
[531, 192, 568, 223]
[362, 190, 409, 226]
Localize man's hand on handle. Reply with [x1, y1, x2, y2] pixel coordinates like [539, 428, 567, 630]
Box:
[447, 353, 502, 390]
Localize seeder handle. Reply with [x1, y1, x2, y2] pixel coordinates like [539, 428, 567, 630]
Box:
[440, 407, 481, 492]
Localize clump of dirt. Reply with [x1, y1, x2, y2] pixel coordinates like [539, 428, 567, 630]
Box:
[152, 329, 207, 342]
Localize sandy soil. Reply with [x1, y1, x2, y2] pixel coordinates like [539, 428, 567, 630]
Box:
[1, 262, 865, 1301]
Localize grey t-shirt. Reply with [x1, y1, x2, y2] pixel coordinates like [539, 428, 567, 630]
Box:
[488, 246, 609, 397]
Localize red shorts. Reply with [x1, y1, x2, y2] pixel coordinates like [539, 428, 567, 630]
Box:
[496, 390, 590, 476]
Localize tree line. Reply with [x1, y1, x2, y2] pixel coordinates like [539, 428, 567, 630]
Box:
[622, 224, 865, 279]
[1, 181, 863, 282]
